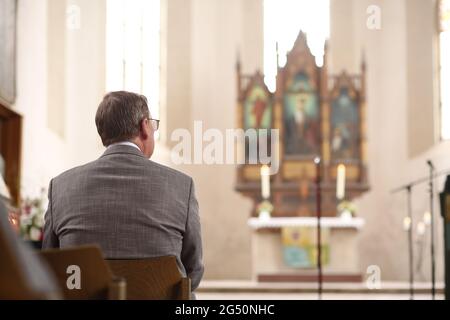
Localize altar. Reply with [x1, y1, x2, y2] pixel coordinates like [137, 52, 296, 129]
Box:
[235, 31, 369, 283]
[248, 217, 364, 282]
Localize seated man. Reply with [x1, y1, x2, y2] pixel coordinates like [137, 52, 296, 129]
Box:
[43, 91, 204, 292]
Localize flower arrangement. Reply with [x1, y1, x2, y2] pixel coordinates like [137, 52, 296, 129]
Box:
[20, 189, 46, 242]
[257, 200, 274, 220]
[257, 200, 274, 214]
[337, 200, 357, 217]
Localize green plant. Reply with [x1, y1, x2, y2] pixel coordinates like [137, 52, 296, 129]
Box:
[257, 200, 274, 214]
[337, 200, 356, 216]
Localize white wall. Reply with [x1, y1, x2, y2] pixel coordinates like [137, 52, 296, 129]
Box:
[14, 0, 106, 196]
[65, 0, 106, 163]
[331, 0, 445, 281]
[15, 0, 66, 197]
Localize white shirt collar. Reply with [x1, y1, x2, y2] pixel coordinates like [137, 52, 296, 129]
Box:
[108, 141, 142, 152]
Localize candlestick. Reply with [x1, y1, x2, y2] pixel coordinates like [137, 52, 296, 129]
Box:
[261, 165, 270, 200]
[336, 164, 346, 200]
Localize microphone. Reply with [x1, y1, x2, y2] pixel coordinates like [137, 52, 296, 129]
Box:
[427, 160, 435, 170]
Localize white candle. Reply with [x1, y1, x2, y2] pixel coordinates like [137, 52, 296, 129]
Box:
[336, 164, 346, 200]
[261, 165, 270, 199]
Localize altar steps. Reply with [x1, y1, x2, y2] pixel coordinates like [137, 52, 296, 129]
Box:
[197, 280, 445, 295]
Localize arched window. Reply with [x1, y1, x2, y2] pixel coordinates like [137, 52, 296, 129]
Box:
[263, 0, 330, 92]
[106, 0, 161, 120]
[439, 0, 450, 139]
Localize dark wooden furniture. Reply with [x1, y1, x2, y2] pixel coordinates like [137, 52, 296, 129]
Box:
[40, 245, 126, 300]
[0, 102, 22, 206]
[107, 256, 191, 300]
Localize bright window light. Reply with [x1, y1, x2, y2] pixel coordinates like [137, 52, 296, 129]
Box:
[106, 0, 161, 120]
[264, 0, 330, 92]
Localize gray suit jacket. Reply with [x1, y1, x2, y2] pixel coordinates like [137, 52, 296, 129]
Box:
[43, 144, 204, 291]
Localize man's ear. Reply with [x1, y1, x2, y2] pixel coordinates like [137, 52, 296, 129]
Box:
[140, 119, 149, 140]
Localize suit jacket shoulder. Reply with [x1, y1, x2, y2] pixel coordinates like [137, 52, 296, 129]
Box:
[52, 152, 193, 200]
[52, 161, 94, 183]
[147, 160, 192, 185]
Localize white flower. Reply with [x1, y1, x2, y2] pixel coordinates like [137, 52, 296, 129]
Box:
[20, 214, 32, 227]
[33, 213, 45, 228]
[30, 207, 39, 217]
[29, 227, 42, 241]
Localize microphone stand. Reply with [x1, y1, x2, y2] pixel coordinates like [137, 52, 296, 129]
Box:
[314, 157, 322, 300]
[391, 167, 450, 194]
[391, 162, 450, 299]
[391, 184, 415, 300]
[406, 185, 414, 300]
[427, 160, 436, 300]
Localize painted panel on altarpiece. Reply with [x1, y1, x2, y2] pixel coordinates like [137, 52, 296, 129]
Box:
[283, 72, 320, 156]
[331, 88, 359, 159]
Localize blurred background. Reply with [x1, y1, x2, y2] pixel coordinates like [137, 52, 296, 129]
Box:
[1, 0, 450, 299]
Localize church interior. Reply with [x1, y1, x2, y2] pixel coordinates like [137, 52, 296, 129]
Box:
[1, 0, 450, 300]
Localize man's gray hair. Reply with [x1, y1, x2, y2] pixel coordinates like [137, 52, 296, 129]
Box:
[95, 91, 150, 146]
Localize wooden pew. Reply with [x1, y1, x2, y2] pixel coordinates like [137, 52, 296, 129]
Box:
[40, 245, 126, 300]
[107, 256, 191, 300]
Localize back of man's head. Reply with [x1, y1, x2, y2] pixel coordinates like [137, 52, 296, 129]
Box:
[95, 91, 150, 147]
